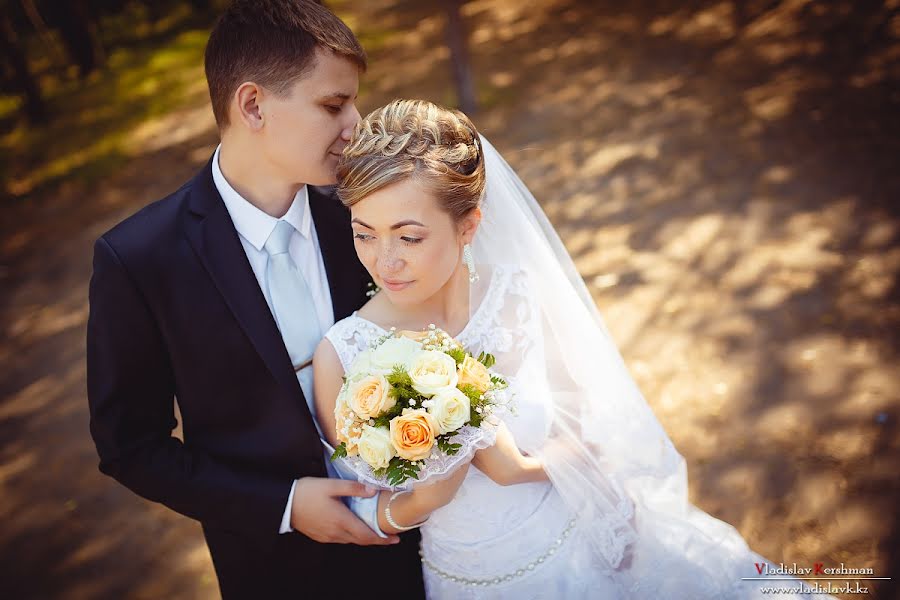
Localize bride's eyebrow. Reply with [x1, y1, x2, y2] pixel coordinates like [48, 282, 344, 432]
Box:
[351, 218, 426, 230]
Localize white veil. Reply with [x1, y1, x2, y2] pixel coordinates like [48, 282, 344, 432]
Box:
[467, 136, 810, 598]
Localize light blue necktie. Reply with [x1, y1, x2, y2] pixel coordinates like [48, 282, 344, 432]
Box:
[264, 227, 381, 532]
[263, 220, 322, 374]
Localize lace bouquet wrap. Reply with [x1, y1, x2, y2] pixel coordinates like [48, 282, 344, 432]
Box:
[330, 325, 511, 490]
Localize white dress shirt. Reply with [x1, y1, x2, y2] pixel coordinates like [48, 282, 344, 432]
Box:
[211, 145, 383, 536]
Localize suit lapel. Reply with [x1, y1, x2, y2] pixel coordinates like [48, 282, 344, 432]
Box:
[308, 185, 370, 322]
[183, 158, 304, 405]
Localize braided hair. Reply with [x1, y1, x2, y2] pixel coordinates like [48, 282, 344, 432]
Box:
[336, 99, 485, 222]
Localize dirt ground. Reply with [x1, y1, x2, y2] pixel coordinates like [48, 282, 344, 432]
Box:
[1, 1, 898, 598]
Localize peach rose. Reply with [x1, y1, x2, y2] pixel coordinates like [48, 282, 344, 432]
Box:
[347, 374, 396, 420]
[396, 329, 429, 343]
[457, 355, 491, 394]
[389, 408, 437, 461]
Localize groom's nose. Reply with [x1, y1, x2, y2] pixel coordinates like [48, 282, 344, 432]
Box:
[341, 104, 361, 141]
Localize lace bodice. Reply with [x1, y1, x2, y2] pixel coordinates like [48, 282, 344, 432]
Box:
[325, 263, 537, 377]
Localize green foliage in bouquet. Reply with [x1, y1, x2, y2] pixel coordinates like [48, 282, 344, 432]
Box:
[446, 347, 466, 365]
[436, 434, 462, 455]
[476, 351, 496, 369]
[458, 384, 489, 428]
[330, 442, 348, 462]
[374, 456, 422, 487]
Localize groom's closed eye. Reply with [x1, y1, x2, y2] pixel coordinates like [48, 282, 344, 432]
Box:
[319, 91, 357, 115]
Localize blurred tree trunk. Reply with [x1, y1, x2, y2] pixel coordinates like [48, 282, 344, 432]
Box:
[0, 9, 45, 122]
[54, 0, 104, 77]
[20, 0, 64, 63]
[444, 0, 477, 114]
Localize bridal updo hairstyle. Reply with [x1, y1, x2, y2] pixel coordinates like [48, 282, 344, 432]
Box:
[336, 99, 485, 222]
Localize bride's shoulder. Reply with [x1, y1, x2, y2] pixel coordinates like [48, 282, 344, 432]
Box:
[323, 311, 384, 374]
[481, 263, 532, 295]
[325, 312, 368, 340]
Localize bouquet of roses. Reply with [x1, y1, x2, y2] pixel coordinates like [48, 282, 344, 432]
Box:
[330, 325, 511, 488]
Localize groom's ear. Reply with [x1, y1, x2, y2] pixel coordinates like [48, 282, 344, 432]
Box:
[233, 82, 265, 131]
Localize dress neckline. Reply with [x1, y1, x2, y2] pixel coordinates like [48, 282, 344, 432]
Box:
[351, 265, 502, 344]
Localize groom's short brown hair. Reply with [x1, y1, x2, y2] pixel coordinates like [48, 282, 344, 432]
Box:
[205, 0, 366, 129]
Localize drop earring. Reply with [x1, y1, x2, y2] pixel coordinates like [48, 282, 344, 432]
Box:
[463, 243, 479, 283]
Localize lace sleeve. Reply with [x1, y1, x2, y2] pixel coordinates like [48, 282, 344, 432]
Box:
[323, 315, 378, 372]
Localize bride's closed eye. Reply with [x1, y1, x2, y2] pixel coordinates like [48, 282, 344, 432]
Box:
[353, 233, 423, 245]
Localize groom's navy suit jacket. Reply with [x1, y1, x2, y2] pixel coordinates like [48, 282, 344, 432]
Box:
[87, 158, 423, 598]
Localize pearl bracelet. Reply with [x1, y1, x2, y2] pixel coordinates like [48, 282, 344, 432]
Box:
[384, 490, 428, 531]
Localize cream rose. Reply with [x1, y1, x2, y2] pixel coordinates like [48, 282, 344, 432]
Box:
[347, 374, 396, 419]
[408, 350, 459, 397]
[357, 425, 395, 470]
[347, 348, 374, 376]
[334, 387, 362, 456]
[457, 355, 491, 393]
[428, 386, 471, 434]
[389, 408, 437, 461]
[369, 336, 422, 373]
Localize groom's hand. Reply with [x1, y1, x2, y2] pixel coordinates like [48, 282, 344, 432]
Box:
[291, 477, 400, 545]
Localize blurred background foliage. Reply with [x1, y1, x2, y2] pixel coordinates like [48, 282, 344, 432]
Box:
[1, 1, 898, 598]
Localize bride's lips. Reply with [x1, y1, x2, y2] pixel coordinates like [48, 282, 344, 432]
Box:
[382, 279, 413, 291]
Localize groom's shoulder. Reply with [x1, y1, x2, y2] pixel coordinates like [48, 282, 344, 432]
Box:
[98, 173, 199, 259]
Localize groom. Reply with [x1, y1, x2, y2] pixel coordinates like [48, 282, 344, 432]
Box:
[86, 1, 424, 597]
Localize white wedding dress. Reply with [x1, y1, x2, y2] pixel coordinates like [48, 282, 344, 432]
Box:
[324, 264, 813, 599]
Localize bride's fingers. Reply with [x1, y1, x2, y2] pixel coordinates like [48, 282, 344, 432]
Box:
[330, 479, 378, 498]
[343, 519, 397, 545]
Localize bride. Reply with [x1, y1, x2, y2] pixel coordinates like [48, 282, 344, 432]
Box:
[312, 99, 820, 598]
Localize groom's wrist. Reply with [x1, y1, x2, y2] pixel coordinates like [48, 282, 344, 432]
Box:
[279, 479, 299, 534]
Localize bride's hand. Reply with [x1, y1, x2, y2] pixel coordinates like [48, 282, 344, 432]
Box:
[376, 459, 472, 534]
[472, 421, 548, 486]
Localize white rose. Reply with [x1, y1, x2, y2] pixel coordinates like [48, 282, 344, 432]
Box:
[357, 425, 395, 470]
[428, 386, 471, 434]
[408, 350, 459, 397]
[348, 348, 374, 377]
[370, 336, 422, 373]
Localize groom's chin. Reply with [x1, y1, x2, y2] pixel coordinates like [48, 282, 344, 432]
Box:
[306, 162, 340, 187]
[303, 172, 338, 188]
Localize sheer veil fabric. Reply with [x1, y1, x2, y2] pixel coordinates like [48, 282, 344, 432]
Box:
[464, 136, 817, 597]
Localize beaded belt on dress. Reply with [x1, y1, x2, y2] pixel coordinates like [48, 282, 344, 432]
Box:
[420, 518, 577, 588]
